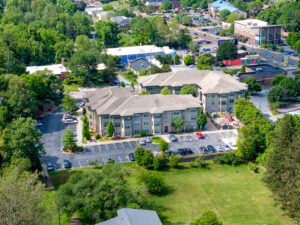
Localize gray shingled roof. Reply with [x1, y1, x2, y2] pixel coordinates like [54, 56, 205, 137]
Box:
[96, 208, 162, 225]
[137, 70, 247, 94]
[129, 58, 151, 72]
[85, 86, 201, 116]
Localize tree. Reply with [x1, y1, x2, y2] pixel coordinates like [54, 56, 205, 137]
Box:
[169, 154, 180, 168]
[279, 77, 298, 101]
[188, 41, 200, 54]
[242, 77, 263, 93]
[240, 65, 246, 73]
[0, 163, 52, 225]
[0, 117, 43, 171]
[190, 211, 223, 225]
[103, 4, 113, 11]
[219, 9, 230, 21]
[226, 12, 240, 22]
[56, 164, 146, 223]
[197, 108, 207, 129]
[60, 93, 77, 112]
[62, 128, 76, 151]
[159, 1, 172, 10]
[180, 85, 197, 97]
[134, 147, 154, 169]
[171, 54, 181, 65]
[264, 114, 300, 221]
[160, 87, 171, 95]
[158, 140, 169, 151]
[171, 117, 186, 131]
[120, 81, 125, 87]
[82, 115, 91, 140]
[268, 86, 284, 103]
[0, 106, 11, 132]
[197, 54, 215, 67]
[184, 54, 194, 66]
[271, 74, 286, 86]
[138, 170, 165, 195]
[217, 41, 238, 61]
[153, 153, 167, 170]
[106, 120, 114, 137]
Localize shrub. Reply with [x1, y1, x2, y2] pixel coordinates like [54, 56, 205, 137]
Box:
[158, 140, 169, 152]
[153, 153, 167, 170]
[133, 134, 141, 138]
[134, 146, 154, 169]
[140, 130, 147, 137]
[76, 146, 84, 152]
[189, 156, 208, 168]
[169, 154, 180, 168]
[95, 133, 100, 139]
[138, 171, 165, 195]
[213, 152, 242, 166]
[248, 162, 259, 173]
[83, 107, 86, 115]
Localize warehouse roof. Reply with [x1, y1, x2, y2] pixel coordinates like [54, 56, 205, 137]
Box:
[85, 87, 200, 116]
[138, 70, 247, 94]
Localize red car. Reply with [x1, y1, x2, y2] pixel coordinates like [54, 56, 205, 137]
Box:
[35, 114, 46, 120]
[195, 132, 204, 139]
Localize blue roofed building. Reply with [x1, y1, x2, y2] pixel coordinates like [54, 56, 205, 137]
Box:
[208, 0, 247, 18]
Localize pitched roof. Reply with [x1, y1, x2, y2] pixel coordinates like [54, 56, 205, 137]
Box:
[110, 16, 131, 26]
[129, 58, 151, 72]
[85, 87, 201, 116]
[138, 70, 247, 94]
[96, 208, 162, 225]
[209, 0, 238, 13]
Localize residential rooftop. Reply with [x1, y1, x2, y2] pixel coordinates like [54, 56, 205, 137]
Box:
[239, 64, 287, 79]
[129, 58, 151, 72]
[138, 70, 247, 94]
[106, 45, 174, 56]
[26, 64, 70, 75]
[85, 86, 201, 116]
[96, 208, 162, 225]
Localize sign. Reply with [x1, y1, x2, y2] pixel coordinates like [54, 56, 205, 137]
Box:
[284, 54, 288, 63]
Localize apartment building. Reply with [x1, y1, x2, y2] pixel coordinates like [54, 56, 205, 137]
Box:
[234, 19, 282, 45]
[137, 70, 248, 113]
[208, 0, 247, 18]
[85, 87, 201, 137]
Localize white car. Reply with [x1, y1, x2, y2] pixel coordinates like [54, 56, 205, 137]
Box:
[229, 143, 237, 150]
[215, 145, 223, 152]
[222, 144, 231, 151]
[146, 137, 152, 143]
[64, 119, 78, 124]
[139, 139, 146, 145]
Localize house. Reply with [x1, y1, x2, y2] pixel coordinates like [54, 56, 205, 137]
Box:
[26, 59, 70, 80]
[85, 87, 201, 137]
[106, 45, 176, 65]
[129, 58, 151, 74]
[85, 5, 103, 16]
[234, 19, 282, 45]
[238, 63, 287, 86]
[110, 16, 131, 28]
[137, 70, 247, 113]
[145, 0, 180, 9]
[96, 208, 162, 225]
[208, 0, 247, 18]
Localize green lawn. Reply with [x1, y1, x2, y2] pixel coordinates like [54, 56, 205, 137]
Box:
[49, 163, 295, 225]
[63, 83, 79, 92]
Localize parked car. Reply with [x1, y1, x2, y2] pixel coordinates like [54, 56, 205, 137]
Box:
[139, 139, 146, 145]
[177, 148, 186, 156]
[146, 137, 152, 143]
[47, 161, 54, 171]
[207, 145, 216, 153]
[215, 145, 223, 152]
[195, 132, 204, 139]
[63, 114, 77, 120]
[200, 146, 209, 154]
[128, 153, 135, 161]
[185, 148, 193, 154]
[223, 144, 231, 151]
[165, 151, 175, 157]
[169, 134, 178, 142]
[186, 135, 193, 141]
[63, 159, 71, 168]
[35, 114, 46, 120]
[106, 156, 112, 162]
[64, 119, 78, 124]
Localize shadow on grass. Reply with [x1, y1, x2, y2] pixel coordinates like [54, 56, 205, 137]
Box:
[49, 170, 85, 190]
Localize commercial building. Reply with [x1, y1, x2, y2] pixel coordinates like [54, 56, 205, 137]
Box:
[145, 0, 180, 9]
[26, 59, 70, 80]
[85, 87, 201, 137]
[208, 0, 247, 18]
[234, 19, 282, 45]
[96, 208, 162, 225]
[106, 45, 176, 65]
[138, 70, 247, 113]
[223, 54, 260, 66]
[238, 64, 287, 86]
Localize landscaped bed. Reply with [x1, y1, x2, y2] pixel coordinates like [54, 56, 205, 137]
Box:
[49, 162, 294, 225]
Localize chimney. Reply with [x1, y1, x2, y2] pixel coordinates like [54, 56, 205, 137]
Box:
[61, 58, 65, 67]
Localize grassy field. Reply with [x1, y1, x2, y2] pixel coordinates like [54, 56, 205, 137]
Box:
[49, 163, 295, 225]
[63, 83, 79, 92]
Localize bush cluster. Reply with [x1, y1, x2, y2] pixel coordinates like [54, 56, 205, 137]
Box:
[213, 152, 242, 166]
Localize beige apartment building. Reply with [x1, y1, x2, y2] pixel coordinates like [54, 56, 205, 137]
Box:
[85, 87, 201, 137]
[137, 70, 247, 113]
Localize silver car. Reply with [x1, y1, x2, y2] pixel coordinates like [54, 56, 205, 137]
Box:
[139, 139, 146, 145]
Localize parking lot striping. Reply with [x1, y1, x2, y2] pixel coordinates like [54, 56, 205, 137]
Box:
[78, 160, 82, 168]
[118, 156, 122, 162]
[97, 145, 102, 152]
[87, 159, 89, 166]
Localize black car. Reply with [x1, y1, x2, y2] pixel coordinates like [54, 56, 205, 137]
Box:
[185, 148, 194, 155]
[200, 146, 209, 154]
[63, 159, 71, 168]
[177, 148, 186, 156]
[207, 145, 216, 153]
[128, 153, 135, 161]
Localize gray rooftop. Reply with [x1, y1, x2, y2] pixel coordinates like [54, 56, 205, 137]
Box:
[129, 58, 151, 72]
[110, 16, 131, 26]
[85, 86, 201, 116]
[239, 64, 287, 79]
[138, 70, 247, 94]
[96, 208, 162, 225]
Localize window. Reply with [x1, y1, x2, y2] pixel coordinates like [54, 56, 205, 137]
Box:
[229, 92, 234, 96]
[143, 113, 149, 118]
[221, 101, 227, 105]
[174, 87, 181, 91]
[125, 131, 131, 136]
[190, 108, 197, 112]
[144, 129, 149, 133]
[104, 122, 108, 127]
[134, 130, 140, 134]
[103, 115, 109, 119]
[144, 120, 149, 125]
[115, 130, 121, 136]
[154, 121, 160, 126]
[173, 111, 180, 115]
[229, 99, 234, 104]
[155, 129, 160, 134]
[212, 101, 215, 105]
[154, 114, 161, 118]
[89, 115, 92, 119]
[114, 122, 121, 127]
[89, 122, 93, 126]
[134, 121, 139, 126]
[114, 115, 120, 119]
[147, 87, 153, 90]
[134, 114, 139, 118]
[191, 115, 196, 120]
[125, 124, 131, 129]
[124, 116, 132, 121]
[221, 94, 227, 97]
[211, 94, 215, 97]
